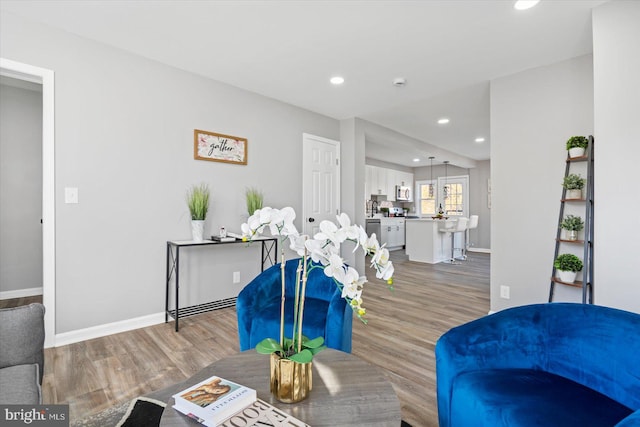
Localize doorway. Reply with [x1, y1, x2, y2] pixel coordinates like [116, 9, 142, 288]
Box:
[301, 133, 340, 237]
[0, 58, 55, 348]
[0, 76, 43, 302]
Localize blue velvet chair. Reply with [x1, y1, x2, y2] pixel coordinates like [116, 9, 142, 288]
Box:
[236, 258, 353, 353]
[436, 303, 640, 427]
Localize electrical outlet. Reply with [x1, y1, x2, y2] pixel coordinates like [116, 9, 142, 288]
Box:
[500, 285, 510, 299]
[233, 271, 240, 284]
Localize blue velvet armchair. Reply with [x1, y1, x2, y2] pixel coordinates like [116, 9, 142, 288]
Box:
[436, 303, 640, 427]
[236, 258, 353, 353]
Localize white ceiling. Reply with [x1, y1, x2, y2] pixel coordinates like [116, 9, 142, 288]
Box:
[0, 0, 607, 167]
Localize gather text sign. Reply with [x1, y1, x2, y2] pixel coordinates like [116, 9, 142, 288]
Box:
[194, 129, 247, 165]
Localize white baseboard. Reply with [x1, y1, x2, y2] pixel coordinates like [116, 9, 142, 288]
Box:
[54, 311, 166, 347]
[0, 287, 43, 300]
[468, 248, 491, 254]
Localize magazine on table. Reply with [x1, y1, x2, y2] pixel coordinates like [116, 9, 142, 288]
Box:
[172, 374, 308, 426]
[218, 399, 309, 427]
[172, 375, 256, 426]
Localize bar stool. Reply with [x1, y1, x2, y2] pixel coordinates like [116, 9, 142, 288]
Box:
[463, 215, 479, 260]
[439, 217, 468, 264]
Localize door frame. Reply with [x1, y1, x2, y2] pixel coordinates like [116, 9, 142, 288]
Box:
[301, 133, 340, 237]
[438, 174, 470, 217]
[1, 58, 56, 348]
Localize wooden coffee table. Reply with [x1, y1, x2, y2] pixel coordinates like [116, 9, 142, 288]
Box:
[160, 349, 402, 426]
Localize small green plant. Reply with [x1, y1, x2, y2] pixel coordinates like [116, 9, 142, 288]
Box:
[245, 187, 264, 216]
[566, 136, 588, 150]
[563, 174, 585, 190]
[560, 215, 584, 231]
[554, 254, 583, 272]
[186, 183, 210, 220]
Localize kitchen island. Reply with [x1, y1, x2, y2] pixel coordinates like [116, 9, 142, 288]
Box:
[405, 218, 457, 264]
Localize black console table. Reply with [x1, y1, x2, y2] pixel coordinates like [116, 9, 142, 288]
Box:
[165, 237, 278, 331]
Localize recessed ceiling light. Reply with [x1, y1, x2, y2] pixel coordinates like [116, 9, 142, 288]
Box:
[413, 158, 420, 162]
[475, 137, 485, 143]
[330, 76, 345, 85]
[514, 0, 540, 10]
[437, 118, 450, 125]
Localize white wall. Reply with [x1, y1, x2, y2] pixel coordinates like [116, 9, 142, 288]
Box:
[340, 118, 367, 273]
[0, 12, 339, 334]
[593, 1, 640, 313]
[491, 54, 594, 312]
[0, 82, 43, 295]
[468, 160, 490, 251]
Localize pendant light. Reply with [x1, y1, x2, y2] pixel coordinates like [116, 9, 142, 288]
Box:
[443, 160, 450, 200]
[428, 156, 435, 198]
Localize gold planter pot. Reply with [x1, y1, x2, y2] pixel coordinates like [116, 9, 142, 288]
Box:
[270, 353, 312, 403]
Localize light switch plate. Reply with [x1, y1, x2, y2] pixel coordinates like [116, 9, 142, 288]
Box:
[65, 187, 78, 204]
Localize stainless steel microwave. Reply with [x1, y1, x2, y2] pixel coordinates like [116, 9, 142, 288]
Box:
[396, 186, 411, 201]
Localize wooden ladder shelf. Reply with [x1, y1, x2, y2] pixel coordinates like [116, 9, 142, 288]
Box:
[549, 136, 594, 303]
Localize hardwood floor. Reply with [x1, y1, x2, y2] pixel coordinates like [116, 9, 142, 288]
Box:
[37, 251, 490, 426]
[0, 294, 42, 308]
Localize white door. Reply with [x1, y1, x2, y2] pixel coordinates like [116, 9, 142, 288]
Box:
[302, 133, 340, 237]
[438, 175, 469, 217]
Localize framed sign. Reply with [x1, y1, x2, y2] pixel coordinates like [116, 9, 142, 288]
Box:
[194, 129, 247, 165]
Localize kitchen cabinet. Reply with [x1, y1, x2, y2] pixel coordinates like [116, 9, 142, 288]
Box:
[376, 166, 388, 196]
[396, 171, 413, 187]
[366, 165, 388, 196]
[386, 169, 397, 201]
[365, 166, 414, 201]
[380, 218, 405, 251]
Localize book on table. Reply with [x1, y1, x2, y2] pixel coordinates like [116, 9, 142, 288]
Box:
[218, 399, 309, 427]
[211, 236, 236, 242]
[172, 375, 308, 427]
[172, 375, 256, 426]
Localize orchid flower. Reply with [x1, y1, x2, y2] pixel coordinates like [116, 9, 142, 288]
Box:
[288, 233, 306, 256]
[336, 266, 366, 300]
[242, 206, 394, 360]
[323, 253, 345, 279]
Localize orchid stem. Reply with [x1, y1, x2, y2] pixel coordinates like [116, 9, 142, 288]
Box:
[298, 246, 309, 354]
[292, 259, 302, 353]
[279, 248, 285, 351]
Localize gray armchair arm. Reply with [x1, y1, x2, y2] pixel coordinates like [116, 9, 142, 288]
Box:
[0, 303, 45, 384]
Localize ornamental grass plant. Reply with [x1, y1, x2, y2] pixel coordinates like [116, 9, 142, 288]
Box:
[186, 183, 210, 220]
[245, 187, 264, 216]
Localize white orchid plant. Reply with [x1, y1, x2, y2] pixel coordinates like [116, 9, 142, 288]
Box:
[241, 206, 394, 364]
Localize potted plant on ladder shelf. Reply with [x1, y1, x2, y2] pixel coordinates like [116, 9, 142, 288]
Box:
[554, 254, 583, 283]
[563, 174, 586, 200]
[560, 215, 584, 241]
[566, 136, 588, 158]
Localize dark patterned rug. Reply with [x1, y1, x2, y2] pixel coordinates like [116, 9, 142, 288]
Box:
[72, 387, 414, 427]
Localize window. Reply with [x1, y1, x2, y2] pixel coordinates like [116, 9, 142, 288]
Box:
[417, 176, 469, 218]
[416, 180, 437, 216]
